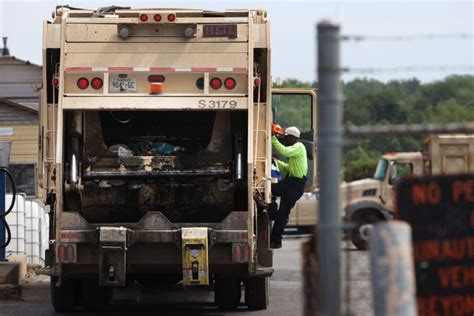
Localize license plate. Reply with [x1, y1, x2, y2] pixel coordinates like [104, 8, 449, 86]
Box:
[110, 78, 137, 92]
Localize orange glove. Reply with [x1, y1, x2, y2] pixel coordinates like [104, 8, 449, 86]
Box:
[271, 123, 285, 135]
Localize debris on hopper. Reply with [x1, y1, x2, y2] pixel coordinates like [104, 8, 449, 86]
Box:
[128, 141, 184, 156]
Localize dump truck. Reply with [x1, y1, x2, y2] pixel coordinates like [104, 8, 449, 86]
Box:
[345, 134, 474, 249]
[38, 6, 317, 312]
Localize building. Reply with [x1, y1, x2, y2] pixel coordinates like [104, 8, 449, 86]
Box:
[0, 37, 41, 197]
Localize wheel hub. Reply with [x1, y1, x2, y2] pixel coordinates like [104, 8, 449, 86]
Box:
[359, 223, 374, 241]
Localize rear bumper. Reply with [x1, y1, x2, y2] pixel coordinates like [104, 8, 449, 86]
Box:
[51, 211, 274, 279]
[58, 211, 249, 245]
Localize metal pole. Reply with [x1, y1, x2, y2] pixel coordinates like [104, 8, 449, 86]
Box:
[0, 171, 5, 260]
[317, 20, 343, 316]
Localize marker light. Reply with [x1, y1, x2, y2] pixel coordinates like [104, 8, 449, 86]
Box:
[210, 78, 222, 90]
[140, 14, 148, 22]
[91, 77, 103, 90]
[224, 78, 236, 90]
[77, 77, 89, 90]
[254, 78, 261, 87]
[167, 14, 176, 22]
[118, 25, 130, 39]
[148, 75, 166, 83]
[196, 78, 204, 90]
[150, 82, 164, 94]
[154, 14, 162, 22]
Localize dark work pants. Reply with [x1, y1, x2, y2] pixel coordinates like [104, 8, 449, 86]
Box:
[268, 177, 306, 244]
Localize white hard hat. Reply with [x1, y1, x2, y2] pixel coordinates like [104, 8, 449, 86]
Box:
[285, 126, 300, 138]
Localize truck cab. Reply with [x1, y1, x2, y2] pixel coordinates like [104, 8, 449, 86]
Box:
[346, 134, 474, 249]
[343, 151, 423, 249]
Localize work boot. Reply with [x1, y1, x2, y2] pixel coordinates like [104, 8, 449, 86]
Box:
[253, 192, 268, 211]
[270, 241, 282, 249]
[268, 202, 278, 220]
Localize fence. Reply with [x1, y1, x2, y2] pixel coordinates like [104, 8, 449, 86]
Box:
[5, 194, 49, 265]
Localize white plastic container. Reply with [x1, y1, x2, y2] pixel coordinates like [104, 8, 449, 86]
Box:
[25, 199, 43, 264]
[38, 201, 50, 265]
[5, 194, 26, 256]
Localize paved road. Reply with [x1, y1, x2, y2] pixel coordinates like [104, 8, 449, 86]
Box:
[0, 237, 372, 316]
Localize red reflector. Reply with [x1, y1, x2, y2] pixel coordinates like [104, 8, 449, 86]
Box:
[233, 244, 242, 262]
[167, 14, 176, 22]
[210, 78, 222, 90]
[66, 245, 75, 263]
[77, 77, 89, 90]
[52, 78, 59, 87]
[58, 245, 65, 262]
[242, 245, 250, 262]
[154, 14, 162, 22]
[224, 77, 236, 90]
[148, 75, 165, 83]
[140, 14, 148, 22]
[254, 78, 261, 87]
[91, 77, 103, 90]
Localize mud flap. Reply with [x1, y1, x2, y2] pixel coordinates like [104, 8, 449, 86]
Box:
[182, 227, 209, 286]
[99, 227, 129, 286]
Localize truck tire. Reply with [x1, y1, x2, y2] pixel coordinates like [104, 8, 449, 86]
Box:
[245, 277, 269, 310]
[214, 275, 241, 310]
[51, 276, 77, 313]
[351, 211, 384, 250]
[80, 278, 106, 311]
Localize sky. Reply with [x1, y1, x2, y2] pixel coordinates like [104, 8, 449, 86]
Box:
[0, 0, 473, 83]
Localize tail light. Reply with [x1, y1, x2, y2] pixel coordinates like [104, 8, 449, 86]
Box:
[167, 14, 176, 22]
[224, 78, 236, 90]
[154, 14, 162, 22]
[210, 78, 222, 90]
[254, 78, 261, 87]
[140, 14, 148, 22]
[52, 78, 59, 87]
[91, 77, 103, 90]
[77, 77, 89, 90]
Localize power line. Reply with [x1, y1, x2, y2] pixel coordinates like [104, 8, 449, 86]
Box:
[341, 33, 474, 42]
[346, 122, 474, 138]
[344, 65, 474, 74]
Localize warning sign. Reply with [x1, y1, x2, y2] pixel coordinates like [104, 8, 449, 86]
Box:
[397, 175, 474, 316]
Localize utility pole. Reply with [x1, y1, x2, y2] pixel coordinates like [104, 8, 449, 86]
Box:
[317, 20, 343, 316]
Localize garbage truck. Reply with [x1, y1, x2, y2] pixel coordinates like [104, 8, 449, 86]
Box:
[38, 6, 317, 311]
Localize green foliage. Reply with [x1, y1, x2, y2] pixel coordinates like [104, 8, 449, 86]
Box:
[344, 75, 474, 180]
[272, 78, 314, 132]
[277, 75, 474, 180]
[344, 158, 379, 182]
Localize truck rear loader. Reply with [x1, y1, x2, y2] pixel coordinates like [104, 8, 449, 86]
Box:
[38, 6, 317, 312]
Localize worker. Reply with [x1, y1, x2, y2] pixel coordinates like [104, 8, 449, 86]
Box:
[269, 126, 307, 249]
